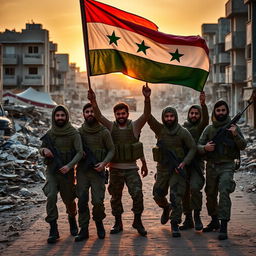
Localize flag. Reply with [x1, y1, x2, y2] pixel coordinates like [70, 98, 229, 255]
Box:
[81, 0, 210, 91]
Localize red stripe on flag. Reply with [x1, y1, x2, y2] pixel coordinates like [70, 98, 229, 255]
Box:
[84, 0, 209, 54]
[84, 0, 158, 31]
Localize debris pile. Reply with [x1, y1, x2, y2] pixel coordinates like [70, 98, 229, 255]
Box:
[0, 105, 51, 212]
[239, 126, 256, 193]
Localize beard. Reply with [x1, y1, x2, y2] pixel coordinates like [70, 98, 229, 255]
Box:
[163, 120, 175, 128]
[189, 117, 200, 124]
[215, 114, 228, 122]
[85, 116, 96, 125]
[116, 117, 128, 125]
[55, 120, 66, 127]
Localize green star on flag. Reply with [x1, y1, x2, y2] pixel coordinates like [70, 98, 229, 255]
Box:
[169, 49, 184, 62]
[136, 40, 150, 55]
[107, 31, 120, 46]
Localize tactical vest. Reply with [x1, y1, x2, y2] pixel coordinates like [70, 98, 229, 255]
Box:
[111, 120, 144, 163]
[187, 125, 201, 144]
[79, 130, 107, 162]
[48, 133, 76, 165]
[152, 126, 185, 163]
[206, 126, 240, 161]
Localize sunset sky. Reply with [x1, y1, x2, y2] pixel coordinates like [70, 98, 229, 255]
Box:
[0, 0, 228, 71]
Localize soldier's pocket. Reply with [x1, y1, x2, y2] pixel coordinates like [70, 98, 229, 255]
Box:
[42, 182, 50, 196]
[228, 180, 236, 193]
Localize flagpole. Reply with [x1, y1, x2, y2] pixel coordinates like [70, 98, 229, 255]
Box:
[79, 0, 92, 90]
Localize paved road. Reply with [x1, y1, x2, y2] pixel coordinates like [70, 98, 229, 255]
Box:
[2, 108, 256, 255]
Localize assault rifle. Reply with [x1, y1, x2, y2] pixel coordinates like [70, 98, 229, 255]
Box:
[81, 142, 107, 181]
[40, 133, 64, 173]
[210, 100, 253, 154]
[157, 140, 186, 179]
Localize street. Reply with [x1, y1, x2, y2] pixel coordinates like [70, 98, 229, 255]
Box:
[1, 105, 256, 256]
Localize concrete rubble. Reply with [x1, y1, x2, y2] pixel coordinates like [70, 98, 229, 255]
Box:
[0, 104, 51, 213]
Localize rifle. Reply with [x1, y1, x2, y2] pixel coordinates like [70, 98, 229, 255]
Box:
[40, 133, 64, 173]
[157, 140, 186, 179]
[81, 142, 107, 181]
[210, 100, 253, 154]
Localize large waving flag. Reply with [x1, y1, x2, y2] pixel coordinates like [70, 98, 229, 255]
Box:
[80, 0, 210, 91]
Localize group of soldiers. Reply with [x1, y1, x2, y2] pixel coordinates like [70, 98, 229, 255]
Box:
[40, 84, 247, 244]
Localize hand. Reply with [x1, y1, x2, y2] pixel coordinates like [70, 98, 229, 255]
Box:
[175, 162, 185, 174]
[199, 91, 206, 105]
[43, 148, 54, 158]
[227, 124, 238, 136]
[59, 165, 70, 174]
[204, 141, 215, 152]
[88, 88, 96, 102]
[142, 83, 151, 99]
[94, 162, 106, 172]
[141, 162, 148, 177]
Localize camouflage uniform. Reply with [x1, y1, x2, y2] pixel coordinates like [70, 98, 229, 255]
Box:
[148, 107, 196, 225]
[41, 106, 83, 223]
[182, 104, 209, 224]
[108, 120, 144, 216]
[76, 122, 114, 228]
[198, 102, 247, 222]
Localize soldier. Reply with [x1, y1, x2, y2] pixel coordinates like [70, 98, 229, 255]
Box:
[198, 100, 247, 240]
[148, 106, 196, 237]
[180, 92, 209, 231]
[75, 103, 115, 241]
[88, 84, 151, 236]
[40, 105, 83, 244]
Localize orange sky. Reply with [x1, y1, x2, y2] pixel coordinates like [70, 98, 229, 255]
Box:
[0, 0, 228, 71]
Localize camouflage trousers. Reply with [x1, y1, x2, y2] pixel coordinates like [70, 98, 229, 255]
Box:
[43, 170, 77, 223]
[76, 168, 106, 228]
[205, 162, 236, 221]
[182, 161, 205, 214]
[108, 168, 144, 216]
[153, 166, 186, 223]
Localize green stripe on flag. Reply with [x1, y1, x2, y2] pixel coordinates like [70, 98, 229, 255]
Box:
[89, 49, 208, 92]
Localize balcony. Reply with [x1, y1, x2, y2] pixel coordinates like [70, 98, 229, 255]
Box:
[22, 75, 44, 86]
[225, 31, 246, 51]
[23, 54, 44, 65]
[213, 73, 225, 84]
[226, 0, 247, 18]
[246, 22, 252, 44]
[246, 60, 252, 81]
[3, 54, 18, 65]
[219, 53, 230, 64]
[213, 53, 230, 64]
[225, 65, 246, 83]
[3, 75, 17, 86]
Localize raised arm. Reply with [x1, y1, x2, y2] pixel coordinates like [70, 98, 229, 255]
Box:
[88, 89, 113, 131]
[198, 91, 209, 133]
[133, 84, 151, 138]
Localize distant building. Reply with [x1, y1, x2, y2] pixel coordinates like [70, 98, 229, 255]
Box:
[201, 23, 218, 102]
[244, 0, 256, 128]
[213, 18, 230, 102]
[0, 23, 54, 92]
[224, 0, 247, 116]
[0, 44, 3, 102]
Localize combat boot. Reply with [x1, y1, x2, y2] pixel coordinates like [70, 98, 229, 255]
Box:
[47, 220, 60, 244]
[75, 227, 89, 242]
[194, 210, 203, 231]
[171, 221, 181, 238]
[161, 204, 171, 225]
[132, 214, 147, 236]
[95, 221, 105, 239]
[68, 215, 78, 236]
[110, 215, 123, 234]
[218, 220, 228, 240]
[203, 215, 220, 232]
[179, 213, 194, 230]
